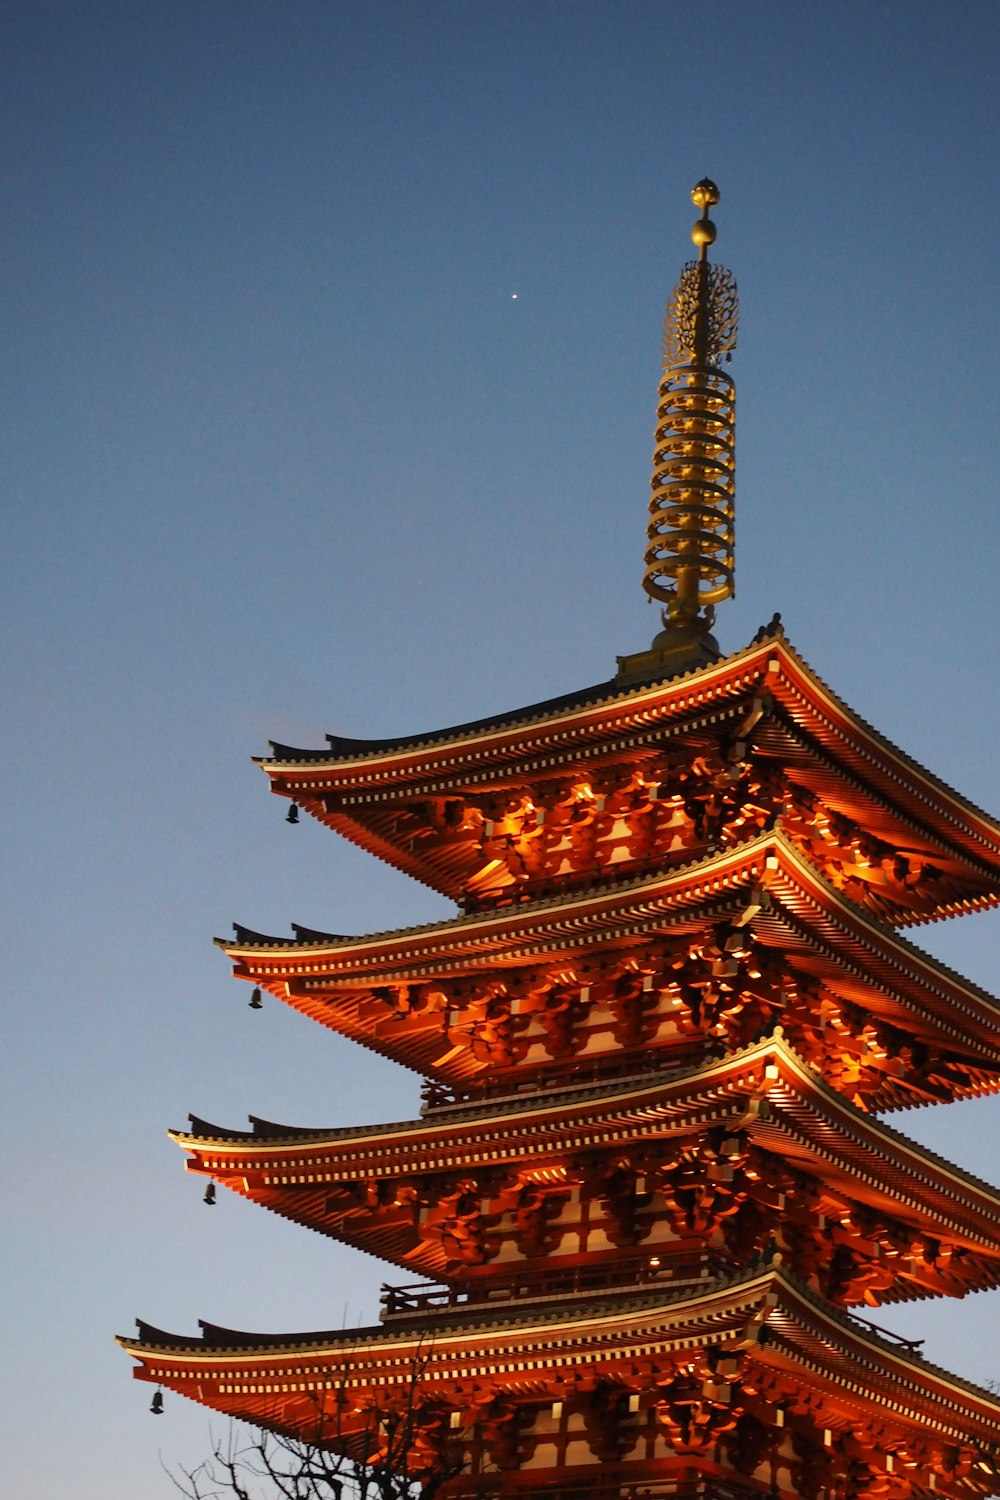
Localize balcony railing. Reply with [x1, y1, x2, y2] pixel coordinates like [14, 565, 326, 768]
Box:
[847, 1309, 924, 1353]
[379, 1266, 927, 1360]
[379, 1254, 724, 1320]
[420, 1048, 706, 1115]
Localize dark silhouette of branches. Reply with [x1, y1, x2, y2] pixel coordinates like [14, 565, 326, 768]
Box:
[165, 1346, 469, 1500]
[166, 1423, 369, 1500]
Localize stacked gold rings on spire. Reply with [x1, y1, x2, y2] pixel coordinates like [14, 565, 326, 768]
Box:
[643, 180, 739, 632]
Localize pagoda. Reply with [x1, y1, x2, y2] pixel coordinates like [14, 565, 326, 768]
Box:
[121, 182, 1000, 1500]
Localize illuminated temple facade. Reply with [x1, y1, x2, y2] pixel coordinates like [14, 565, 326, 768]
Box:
[121, 184, 1000, 1500]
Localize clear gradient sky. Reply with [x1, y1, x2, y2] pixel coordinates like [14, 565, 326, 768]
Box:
[4, 3, 1000, 1496]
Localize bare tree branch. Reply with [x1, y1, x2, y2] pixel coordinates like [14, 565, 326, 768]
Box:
[165, 1355, 466, 1500]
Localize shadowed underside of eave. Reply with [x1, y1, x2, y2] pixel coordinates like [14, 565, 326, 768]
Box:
[217, 833, 1000, 1101]
[118, 1265, 1000, 1442]
[256, 633, 1000, 907]
[171, 1035, 1000, 1304]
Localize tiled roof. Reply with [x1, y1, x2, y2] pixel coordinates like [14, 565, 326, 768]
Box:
[117, 1261, 1000, 1413]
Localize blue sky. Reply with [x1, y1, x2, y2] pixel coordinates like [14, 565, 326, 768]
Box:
[4, 3, 1000, 1495]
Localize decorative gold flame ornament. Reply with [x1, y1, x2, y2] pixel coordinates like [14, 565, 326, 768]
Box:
[618, 180, 739, 682]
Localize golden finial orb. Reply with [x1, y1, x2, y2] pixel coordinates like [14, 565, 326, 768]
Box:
[691, 178, 720, 251]
[691, 178, 720, 209]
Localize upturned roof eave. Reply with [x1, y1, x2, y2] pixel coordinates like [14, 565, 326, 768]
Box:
[254, 641, 766, 769]
[254, 629, 1000, 865]
[216, 829, 1000, 1044]
[116, 1261, 1000, 1431]
[168, 1033, 1000, 1242]
[117, 1263, 778, 1355]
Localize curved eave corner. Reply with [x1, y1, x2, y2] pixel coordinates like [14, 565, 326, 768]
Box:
[251, 629, 1000, 880]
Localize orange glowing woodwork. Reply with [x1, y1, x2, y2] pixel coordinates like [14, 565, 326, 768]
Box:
[121, 185, 1000, 1500]
[122, 624, 1000, 1500]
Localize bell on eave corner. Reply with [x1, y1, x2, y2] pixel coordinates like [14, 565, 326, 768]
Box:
[203, 1183, 216, 1205]
[286, 804, 299, 824]
[150, 1390, 164, 1415]
[249, 987, 263, 1009]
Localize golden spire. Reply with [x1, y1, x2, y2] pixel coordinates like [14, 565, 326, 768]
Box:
[618, 179, 739, 681]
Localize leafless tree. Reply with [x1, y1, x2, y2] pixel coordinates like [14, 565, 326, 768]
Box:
[165, 1348, 471, 1500]
[168, 1423, 358, 1500]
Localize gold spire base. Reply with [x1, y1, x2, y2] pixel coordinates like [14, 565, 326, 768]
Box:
[615, 616, 721, 685]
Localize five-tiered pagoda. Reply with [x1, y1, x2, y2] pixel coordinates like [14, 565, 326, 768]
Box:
[121, 182, 1000, 1500]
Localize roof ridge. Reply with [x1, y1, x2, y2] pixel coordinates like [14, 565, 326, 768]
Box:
[171, 1032, 1000, 1208]
[257, 631, 781, 767]
[117, 1260, 1000, 1411]
[217, 827, 781, 952]
[215, 830, 1000, 1021]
